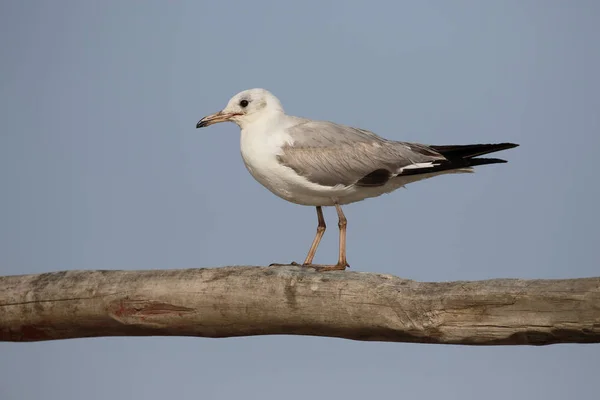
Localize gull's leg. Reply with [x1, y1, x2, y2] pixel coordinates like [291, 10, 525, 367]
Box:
[302, 206, 326, 265]
[334, 203, 350, 269]
[269, 206, 325, 267]
[302, 203, 349, 272]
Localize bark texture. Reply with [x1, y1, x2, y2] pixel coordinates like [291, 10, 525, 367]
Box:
[1, 266, 599, 344]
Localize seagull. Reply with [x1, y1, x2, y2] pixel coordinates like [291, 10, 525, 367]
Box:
[196, 88, 518, 271]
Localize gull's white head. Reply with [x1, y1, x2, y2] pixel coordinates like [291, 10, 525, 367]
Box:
[196, 88, 284, 130]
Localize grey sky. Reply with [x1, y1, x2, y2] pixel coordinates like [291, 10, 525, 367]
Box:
[1, 1, 599, 399]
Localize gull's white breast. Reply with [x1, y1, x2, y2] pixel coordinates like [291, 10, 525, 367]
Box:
[240, 124, 351, 206]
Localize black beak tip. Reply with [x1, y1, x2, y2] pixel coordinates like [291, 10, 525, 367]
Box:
[196, 120, 205, 129]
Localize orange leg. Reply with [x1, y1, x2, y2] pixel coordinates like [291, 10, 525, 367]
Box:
[302, 203, 349, 271]
[303, 206, 326, 265]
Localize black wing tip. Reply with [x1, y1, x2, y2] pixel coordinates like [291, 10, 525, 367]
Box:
[462, 142, 519, 148]
[495, 142, 520, 150]
[467, 157, 509, 167]
[429, 142, 520, 160]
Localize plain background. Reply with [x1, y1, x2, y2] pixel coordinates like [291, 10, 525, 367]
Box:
[1, 1, 599, 399]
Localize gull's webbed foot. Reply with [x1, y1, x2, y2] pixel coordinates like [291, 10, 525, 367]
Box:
[300, 262, 350, 272]
[269, 261, 349, 271]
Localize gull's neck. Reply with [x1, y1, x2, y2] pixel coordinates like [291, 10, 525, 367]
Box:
[237, 109, 287, 132]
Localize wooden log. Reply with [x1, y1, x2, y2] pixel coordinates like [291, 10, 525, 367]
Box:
[1, 266, 599, 344]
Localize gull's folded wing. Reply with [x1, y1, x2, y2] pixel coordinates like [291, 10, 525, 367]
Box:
[279, 119, 518, 188]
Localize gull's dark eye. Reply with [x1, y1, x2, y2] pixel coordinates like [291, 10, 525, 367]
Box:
[240, 99, 249, 108]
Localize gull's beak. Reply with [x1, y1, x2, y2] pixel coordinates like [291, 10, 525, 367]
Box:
[196, 111, 238, 128]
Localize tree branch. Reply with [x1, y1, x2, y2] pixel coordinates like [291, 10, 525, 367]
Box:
[1, 266, 599, 344]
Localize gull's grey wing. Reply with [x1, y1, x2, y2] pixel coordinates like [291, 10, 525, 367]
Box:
[278, 119, 445, 187]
